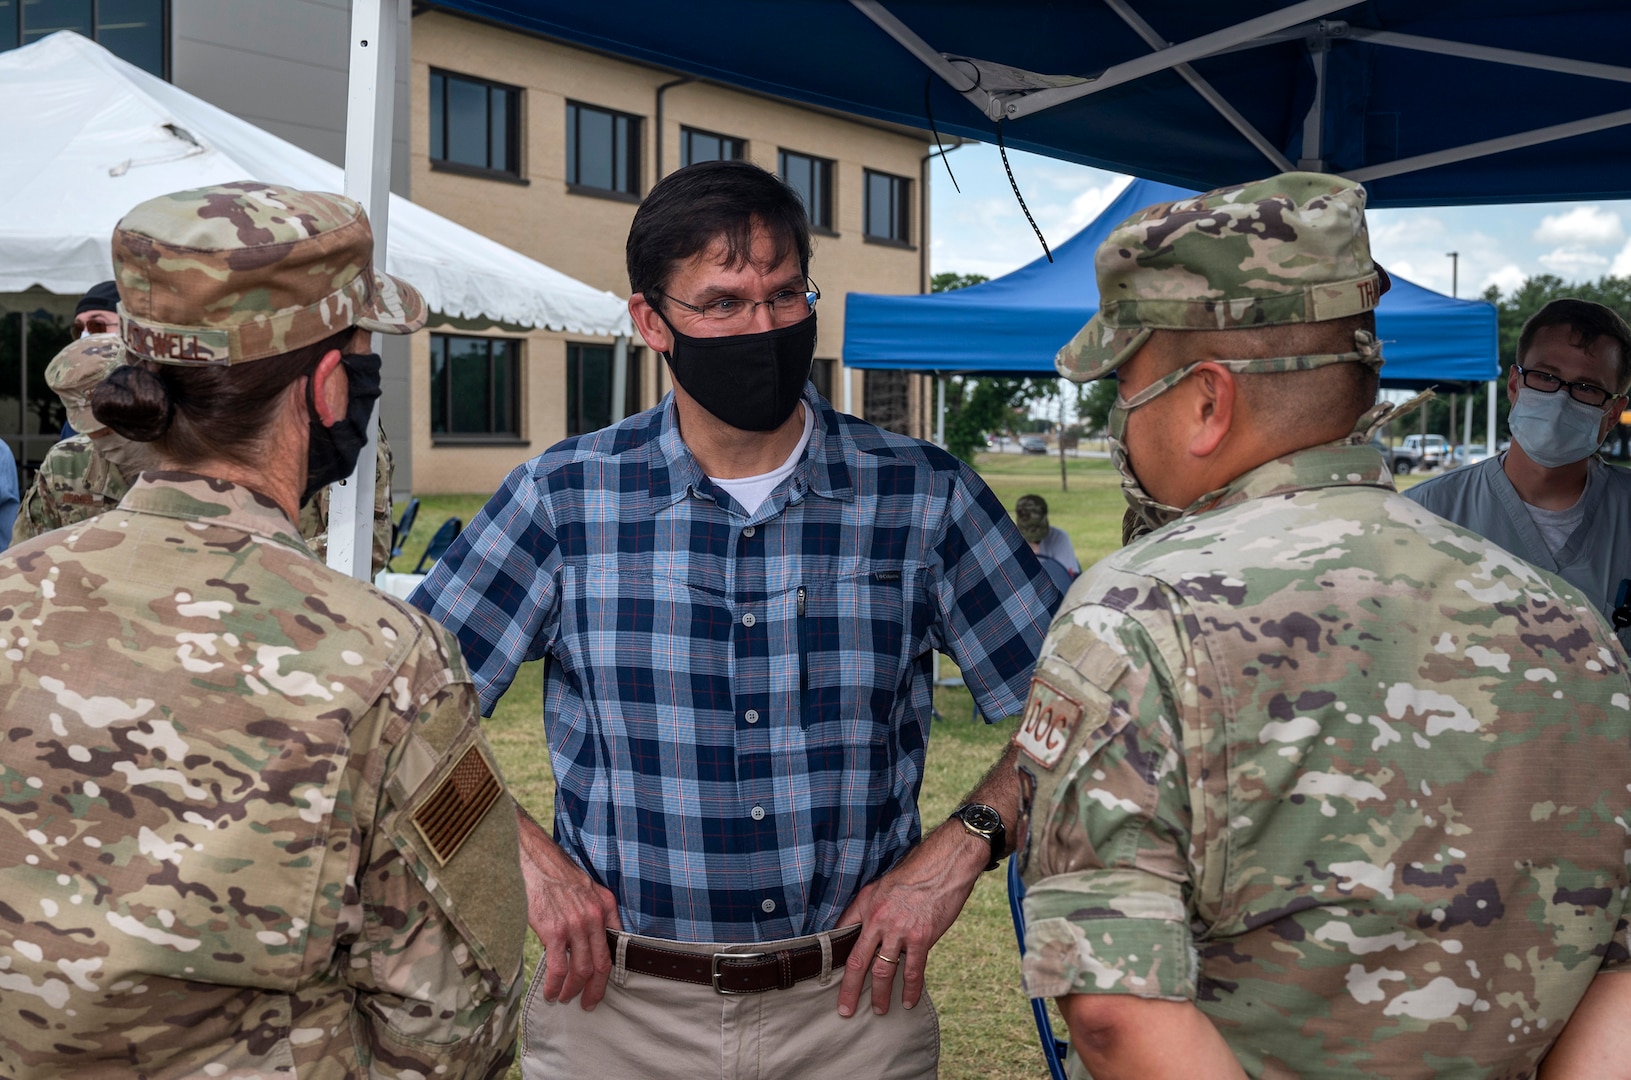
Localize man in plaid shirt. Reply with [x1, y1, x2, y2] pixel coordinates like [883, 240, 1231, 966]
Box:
[412, 160, 1059, 1078]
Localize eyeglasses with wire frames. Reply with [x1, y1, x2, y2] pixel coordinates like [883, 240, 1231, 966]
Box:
[656, 281, 819, 331]
[1513, 364, 1623, 408]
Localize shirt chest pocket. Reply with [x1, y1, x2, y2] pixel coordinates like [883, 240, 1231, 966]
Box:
[794, 565, 928, 731]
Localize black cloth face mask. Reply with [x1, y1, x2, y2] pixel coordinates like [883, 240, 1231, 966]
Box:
[657, 308, 816, 432]
[302, 350, 382, 508]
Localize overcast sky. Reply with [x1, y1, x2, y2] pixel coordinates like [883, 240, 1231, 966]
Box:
[930, 143, 1631, 303]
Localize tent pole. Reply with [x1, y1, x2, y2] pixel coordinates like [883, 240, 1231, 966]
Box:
[936, 375, 946, 447]
[845, 365, 854, 416]
[331, 0, 400, 583]
[1463, 388, 1473, 449]
[1347, 106, 1631, 183]
[1104, 0, 1294, 173]
[610, 335, 629, 423]
[1298, 31, 1328, 170]
[1488, 379, 1498, 453]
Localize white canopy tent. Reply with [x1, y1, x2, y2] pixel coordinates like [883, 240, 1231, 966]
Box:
[0, 27, 636, 577]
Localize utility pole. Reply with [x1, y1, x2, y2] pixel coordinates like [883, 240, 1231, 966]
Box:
[1446, 251, 1459, 298]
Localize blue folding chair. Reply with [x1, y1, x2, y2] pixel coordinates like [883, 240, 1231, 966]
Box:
[387, 496, 419, 570]
[412, 516, 462, 574]
[1008, 854, 1071, 1080]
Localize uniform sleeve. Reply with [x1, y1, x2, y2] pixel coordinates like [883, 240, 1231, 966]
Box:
[348, 621, 527, 1079]
[932, 462, 1062, 720]
[11, 470, 52, 545]
[409, 462, 563, 714]
[1016, 598, 1197, 1003]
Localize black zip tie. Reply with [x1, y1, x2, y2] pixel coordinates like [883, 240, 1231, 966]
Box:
[924, 76, 960, 194]
[997, 118, 1051, 263]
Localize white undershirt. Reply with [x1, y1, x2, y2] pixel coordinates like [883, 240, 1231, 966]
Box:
[709, 404, 814, 516]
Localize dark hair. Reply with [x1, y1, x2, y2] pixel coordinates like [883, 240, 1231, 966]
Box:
[90, 328, 351, 469]
[1516, 298, 1631, 393]
[626, 160, 812, 305]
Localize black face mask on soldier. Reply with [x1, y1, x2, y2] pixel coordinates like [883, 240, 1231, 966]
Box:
[657, 309, 817, 433]
[302, 351, 382, 507]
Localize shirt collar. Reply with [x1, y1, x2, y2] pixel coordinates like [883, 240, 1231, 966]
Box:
[648, 385, 855, 512]
[118, 470, 312, 554]
[1197, 440, 1395, 517]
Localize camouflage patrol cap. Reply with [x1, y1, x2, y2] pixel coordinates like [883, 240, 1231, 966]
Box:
[1014, 494, 1049, 544]
[113, 180, 426, 366]
[45, 334, 125, 434]
[1056, 172, 1384, 383]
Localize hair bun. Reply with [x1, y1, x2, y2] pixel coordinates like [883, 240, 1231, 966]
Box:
[90, 364, 174, 442]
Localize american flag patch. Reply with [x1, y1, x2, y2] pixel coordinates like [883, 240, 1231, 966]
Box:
[412, 744, 503, 865]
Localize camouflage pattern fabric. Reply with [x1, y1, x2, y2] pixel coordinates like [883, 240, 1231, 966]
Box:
[0, 472, 525, 1078]
[113, 181, 425, 367]
[1017, 441, 1631, 1079]
[11, 434, 126, 543]
[11, 431, 395, 575]
[1055, 172, 1385, 383]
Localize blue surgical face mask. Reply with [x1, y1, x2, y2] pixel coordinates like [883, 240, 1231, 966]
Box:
[1508, 386, 1609, 468]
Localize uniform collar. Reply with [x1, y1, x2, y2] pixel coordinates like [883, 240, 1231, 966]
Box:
[118, 470, 312, 554]
[1196, 441, 1395, 518]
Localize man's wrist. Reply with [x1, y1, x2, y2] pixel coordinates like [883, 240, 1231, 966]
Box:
[949, 803, 1004, 872]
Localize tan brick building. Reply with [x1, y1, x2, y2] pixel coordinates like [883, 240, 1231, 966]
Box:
[408, 8, 936, 494]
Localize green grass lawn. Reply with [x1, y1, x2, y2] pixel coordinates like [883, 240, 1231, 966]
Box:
[398, 452, 1420, 1079]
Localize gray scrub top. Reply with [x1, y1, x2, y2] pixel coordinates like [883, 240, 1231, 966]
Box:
[1405, 455, 1631, 652]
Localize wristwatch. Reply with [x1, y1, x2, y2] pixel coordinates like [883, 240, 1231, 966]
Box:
[950, 803, 1004, 872]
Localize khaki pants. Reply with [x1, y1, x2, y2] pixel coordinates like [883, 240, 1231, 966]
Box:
[520, 928, 940, 1079]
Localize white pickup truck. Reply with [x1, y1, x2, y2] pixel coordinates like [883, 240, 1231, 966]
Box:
[1392, 433, 1451, 473]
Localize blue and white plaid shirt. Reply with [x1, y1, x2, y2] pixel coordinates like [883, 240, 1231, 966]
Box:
[412, 388, 1059, 943]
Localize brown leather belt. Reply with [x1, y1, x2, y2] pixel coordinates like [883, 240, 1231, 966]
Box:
[610, 927, 860, 995]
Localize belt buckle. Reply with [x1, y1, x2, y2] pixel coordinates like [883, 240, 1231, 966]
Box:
[711, 951, 768, 995]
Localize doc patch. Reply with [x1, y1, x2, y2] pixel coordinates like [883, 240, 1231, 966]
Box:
[1015, 676, 1085, 770]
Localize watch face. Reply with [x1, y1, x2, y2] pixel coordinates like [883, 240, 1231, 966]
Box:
[960, 804, 1001, 835]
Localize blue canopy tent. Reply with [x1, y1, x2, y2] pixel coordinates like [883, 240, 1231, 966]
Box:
[422, 1, 1631, 208]
[844, 178, 1498, 387]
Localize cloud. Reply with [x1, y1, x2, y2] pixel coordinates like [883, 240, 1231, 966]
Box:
[1482, 264, 1527, 297]
[1537, 247, 1610, 276]
[1534, 205, 1624, 248]
[1367, 211, 1509, 297]
[1612, 238, 1631, 277]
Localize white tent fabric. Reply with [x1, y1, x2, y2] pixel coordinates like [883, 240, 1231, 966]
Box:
[0, 31, 632, 337]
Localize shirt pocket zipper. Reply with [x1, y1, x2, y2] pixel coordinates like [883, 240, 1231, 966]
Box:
[797, 584, 809, 730]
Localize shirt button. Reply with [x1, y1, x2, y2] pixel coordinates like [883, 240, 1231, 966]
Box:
[741, 612, 757, 627]
[744, 709, 760, 724]
[761, 899, 776, 913]
[743, 525, 756, 537]
[750, 805, 766, 820]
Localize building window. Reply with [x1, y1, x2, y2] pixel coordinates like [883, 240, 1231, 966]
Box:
[430, 69, 520, 176]
[864, 370, 912, 435]
[567, 343, 643, 436]
[865, 169, 912, 244]
[681, 127, 744, 166]
[430, 334, 520, 439]
[2, 0, 167, 76]
[567, 102, 641, 196]
[811, 358, 834, 402]
[779, 149, 833, 231]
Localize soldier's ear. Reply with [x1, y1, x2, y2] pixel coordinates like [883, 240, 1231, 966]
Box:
[1187, 363, 1236, 458]
[311, 350, 348, 427]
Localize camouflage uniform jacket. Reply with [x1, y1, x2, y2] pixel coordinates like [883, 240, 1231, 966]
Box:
[0, 472, 526, 1079]
[1018, 441, 1631, 1079]
[12, 433, 125, 542]
[11, 431, 395, 576]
